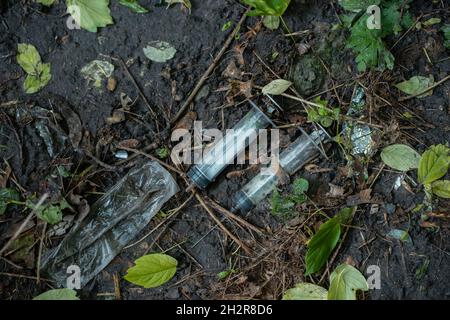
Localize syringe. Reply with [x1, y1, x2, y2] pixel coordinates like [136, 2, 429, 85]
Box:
[187, 101, 275, 189]
[232, 129, 329, 213]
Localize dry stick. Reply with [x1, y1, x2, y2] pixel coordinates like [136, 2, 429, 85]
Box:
[205, 196, 264, 234]
[253, 85, 324, 108]
[119, 58, 159, 121]
[0, 272, 54, 282]
[36, 222, 47, 284]
[170, 7, 250, 126]
[0, 193, 49, 256]
[399, 74, 450, 101]
[123, 194, 193, 250]
[194, 192, 252, 255]
[118, 146, 185, 176]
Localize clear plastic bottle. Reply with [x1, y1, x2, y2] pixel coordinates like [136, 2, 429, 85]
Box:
[232, 130, 328, 213]
[187, 101, 274, 189]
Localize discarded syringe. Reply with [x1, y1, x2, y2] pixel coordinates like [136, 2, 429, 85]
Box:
[187, 100, 275, 189]
[231, 129, 330, 213]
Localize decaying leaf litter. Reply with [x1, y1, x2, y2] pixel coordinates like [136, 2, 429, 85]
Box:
[0, 0, 449, 300]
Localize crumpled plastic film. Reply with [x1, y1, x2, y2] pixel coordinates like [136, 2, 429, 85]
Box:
[41, 161, 179, 288]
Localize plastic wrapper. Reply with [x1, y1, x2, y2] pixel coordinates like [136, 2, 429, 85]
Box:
[41, 161, 179, 288]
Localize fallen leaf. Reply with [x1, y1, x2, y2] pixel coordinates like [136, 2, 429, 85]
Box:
[261, 79, 292, 95]
[143, 41, 176, 63]
[395, 75, 435, 98]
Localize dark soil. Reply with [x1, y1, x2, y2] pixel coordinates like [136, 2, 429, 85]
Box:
[1, 0, 449, 300]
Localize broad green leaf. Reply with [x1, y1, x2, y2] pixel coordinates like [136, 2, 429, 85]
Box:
[118, 0, 149, 13]
[387, 229, 412, 243]
[143, 41, 177, 63]
[418, 144, 450, 184]
[305, 217, 341, 276]
[261, 79, 292, 95]
[17, 43, 41, 74]
[328, 264, 368, 300]
[0, 188, 20, 216]
[36, 0, 56, 6]
[66, 0, 113, 33]
[33, 288, 79, 300]
[17, 44, 51, 94]
[241, 0, 291, 17]
[395, 75, 435, 98]
[293, 178, 309, 195]
[81, 60, 114, 88]
[423, 18, 441, 27]
[283, 283, 328, 300]
[124, 253, 177, 288]
[24, 63, 51, 94]
[431, 180, 450, 199]
[305, 207, 355, 275]
[263, 15, 280, 30]
[381, 144, 421, 171]
[338, 0, 380, 12]
[36, 204, 63, 225]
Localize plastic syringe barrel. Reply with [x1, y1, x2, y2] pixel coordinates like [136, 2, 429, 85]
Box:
[187, 101, 274, 189]
[232, 130, 327, 213]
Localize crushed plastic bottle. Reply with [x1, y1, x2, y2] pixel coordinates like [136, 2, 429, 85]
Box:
[232, 129, 329, 213]
[41, 161, 179, 288]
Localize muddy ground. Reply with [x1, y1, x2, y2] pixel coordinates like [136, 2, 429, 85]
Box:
[0, 0, 449, 300]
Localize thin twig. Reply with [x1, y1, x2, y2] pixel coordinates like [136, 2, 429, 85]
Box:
[194, 192, 252, 255]
[170, 7, 250, 126]
[0, 193, 48, 256]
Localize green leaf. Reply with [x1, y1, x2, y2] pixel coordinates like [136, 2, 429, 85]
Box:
[66, 0, 113, 33]
[16, 44, 52, 94]
[423, 18, 441, 27]
[270, 189, 295, 217]
[261, 79, 292, 95]
[17, 43, 41, 75]
[338, 0, 380, 12]
[156, 146, 170, 159]
[118, 0, 149, 13]
[293, 178, 309, 195]
[305, 217, 341, 276]
[418, 144, 450, 184]
[395, 75, 435, 98]
[431, 180, 450, 199]
[33, 288, 79, 300]
[346, 14, 394, 71]
[387, 229, 412, 243]
[380, 144, 421, 171]
[282, 283, 328, 300]
[305, 207, 355, 275]
[0, 188, 20, 216]
[241, 0, 291, 17]
[222, 21, 233, 32]
[36, 0, 56, 6]
[263, 15, 280, 30]
[124, 253, 177, 288]
[24, 63, 51, 94]
[143, 41, 177, 63]
[328, 264, 368, 300]
[36, 204, 63, 225]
